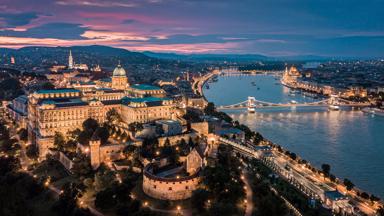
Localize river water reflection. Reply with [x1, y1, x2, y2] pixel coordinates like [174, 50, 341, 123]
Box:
[204, 74, 384, 198]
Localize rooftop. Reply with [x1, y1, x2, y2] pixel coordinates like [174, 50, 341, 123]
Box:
[131, 84, 161, 91]
[324, 190, 347, 201]
[36, 88, 80, 94]
[123, 96, 170, 103]
[40, 98, 88, 107]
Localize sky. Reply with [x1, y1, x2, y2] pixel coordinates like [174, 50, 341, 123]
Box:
[0, 0, 383, 57]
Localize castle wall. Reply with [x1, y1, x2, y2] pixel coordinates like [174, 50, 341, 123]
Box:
[190, 121, 210, 135]
[142, 167, 201, 200]
[158, 132, 198, 146]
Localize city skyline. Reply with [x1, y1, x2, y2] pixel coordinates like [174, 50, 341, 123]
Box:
[0, 0, 384, 57]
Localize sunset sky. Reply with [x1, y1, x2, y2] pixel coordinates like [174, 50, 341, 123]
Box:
[0, 0, 383, 57]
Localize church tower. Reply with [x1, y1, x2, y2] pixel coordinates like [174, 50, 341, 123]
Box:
[111, 62, 128, 90]
[68, 50, 73, 69]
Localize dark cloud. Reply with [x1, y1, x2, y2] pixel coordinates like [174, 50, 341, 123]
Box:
[0, 12, 39, 28]
[121, 19, 138, 24]
[0, 23, 89, 39]
[147, 34, 247, 44]
[0, 0, 383, 56]
[146, 34, 291, 45]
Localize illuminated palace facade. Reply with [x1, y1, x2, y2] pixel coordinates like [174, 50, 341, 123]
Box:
[28, 64, 178, 158]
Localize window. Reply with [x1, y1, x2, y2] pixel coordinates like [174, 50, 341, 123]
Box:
[168, 187, 172, 191]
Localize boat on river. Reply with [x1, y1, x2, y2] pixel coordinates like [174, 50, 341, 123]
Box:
[328, 105, 340, 111]
[362, 107, 384, 116]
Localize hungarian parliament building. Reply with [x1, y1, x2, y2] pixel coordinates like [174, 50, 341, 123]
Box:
[27, 62, 182, 158]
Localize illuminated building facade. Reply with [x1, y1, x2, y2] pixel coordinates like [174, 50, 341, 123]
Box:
[28, 64, 179, 158]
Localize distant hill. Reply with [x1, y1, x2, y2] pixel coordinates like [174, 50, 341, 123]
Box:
[0, 45, 159, 68]
[0, 45, 337, 67]
[142, 51, 335, 62]
[143, 51, 270, 62]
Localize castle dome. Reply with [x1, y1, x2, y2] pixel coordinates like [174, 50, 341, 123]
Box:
[113, 64, 126, 77]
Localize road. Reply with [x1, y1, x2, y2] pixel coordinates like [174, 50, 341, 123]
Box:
[242, 170, 254, 216]
[269, 149, 377, 215]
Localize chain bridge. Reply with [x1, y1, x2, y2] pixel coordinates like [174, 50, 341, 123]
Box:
[217, 95, 370, 110]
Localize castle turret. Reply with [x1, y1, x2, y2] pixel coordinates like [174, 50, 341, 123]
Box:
[89, 139, 101, 169]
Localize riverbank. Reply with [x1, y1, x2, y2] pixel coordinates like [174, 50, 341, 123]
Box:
[192, 70, 218, 102]
[203, 73, 383, 214]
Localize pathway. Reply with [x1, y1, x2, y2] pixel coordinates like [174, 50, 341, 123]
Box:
[242, 170, 254, 216]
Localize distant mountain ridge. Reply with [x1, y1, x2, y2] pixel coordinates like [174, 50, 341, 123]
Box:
[0, 45, 361, 66]
[143, 51, 270, 62]
[0, 45, 159, 68]
[142, 51, 336, 62]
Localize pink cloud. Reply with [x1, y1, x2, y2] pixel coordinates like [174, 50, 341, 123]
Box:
[0, 35, 240, 53]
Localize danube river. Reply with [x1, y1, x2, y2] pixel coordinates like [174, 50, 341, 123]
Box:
[204, 74, 384, 198]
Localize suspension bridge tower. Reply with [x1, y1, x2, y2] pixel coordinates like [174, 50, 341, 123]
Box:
[248, 96, 256, 113]
[328, 94, 340, 110]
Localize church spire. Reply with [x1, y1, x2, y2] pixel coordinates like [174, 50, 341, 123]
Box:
[68, 50, 73, 69]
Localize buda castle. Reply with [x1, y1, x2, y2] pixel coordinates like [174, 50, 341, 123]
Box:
[28, 63, 179, 158]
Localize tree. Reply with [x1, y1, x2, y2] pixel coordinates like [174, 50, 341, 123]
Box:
[360, 192, 369, 199]
[253, 132, 264, 144]
[0, 78, 23, 100]
[95, 188, 117, 210]
[191, 189, 210, 213]
[370, 194, 380, 202]
[0, 172, 45, 216]
[183, 109, 201, 122]
[54, 132, 66, 151]
[0, 138, 17, 153]
[0, 122, 10, 140]
[106, 108, 121, 124]
[343, 178, 354, 191]
[53, 182, 85, 216]
[204, 102, 215, 114]
[209, 201, 237, 216]
[26, 144, 39, 160]
[114, 182, 134, 203]
[93, 168, 116, 192]
[40, 82, 55, 90]
[329, 174, 336, 182]
[94, 126, 109, 144]
[82, 118, 99, 135]
[71, 153, 93, 178]
[17, 128, 28, 142]
[0, 156, 21, 175]
[321, 164, 331, 176]
[128, 122, 144, 133]
[289, 152, 297, 161]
